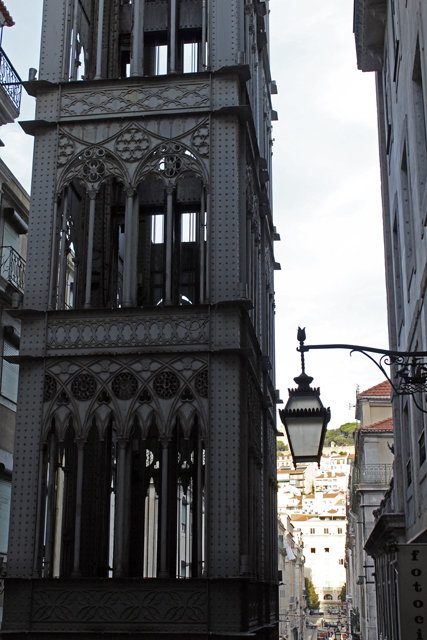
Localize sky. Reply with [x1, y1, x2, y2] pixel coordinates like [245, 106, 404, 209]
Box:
[0, 0, 389, 430]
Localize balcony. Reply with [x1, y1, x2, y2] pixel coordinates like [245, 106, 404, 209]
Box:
[0, 47, 22, 124]
[355, 464, 393, 486]
[0, 246, 26, 293]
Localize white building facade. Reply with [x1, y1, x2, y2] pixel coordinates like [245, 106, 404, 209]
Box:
[292, 512, 346, 605]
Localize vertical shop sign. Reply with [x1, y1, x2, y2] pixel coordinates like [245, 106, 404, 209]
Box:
[397, 544, 427, 639]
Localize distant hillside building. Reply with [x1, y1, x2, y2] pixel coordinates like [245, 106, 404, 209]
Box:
[291, 511, 346, 605]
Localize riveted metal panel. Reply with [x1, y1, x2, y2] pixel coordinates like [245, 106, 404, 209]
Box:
[211, 0, 242, 70]
[7, 361, 45, 577]
[24, 129, 58, 311]
[144, 0, 169, 32]
[39, 0, 67, 83]
[20, 315, 47, 358]
[211, 76, 240, 111]
[210, 116, 240, 301]
[35, 89, 60, 123]
[179, 0, 203, 30]
[208, 354, 241, 578]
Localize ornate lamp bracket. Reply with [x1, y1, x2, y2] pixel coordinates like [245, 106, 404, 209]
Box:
[297, 328, 427, 413]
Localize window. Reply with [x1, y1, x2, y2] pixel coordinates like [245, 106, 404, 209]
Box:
[324, 528, 329, 535]
[325, 548, 329, 553]
[407, 459, 412, 487]
[181, 502, 187, 533]
[419, 432, 426, 466]
[183, 41, 199, 73]
[155, 44, 168, 75]
[310, 528, 315, 534]
[311, 548, 316, 554]
[1, 339, 19, 403]
[391, 0, 399, 81]
[0, 475, 11, 556]
[400, 143, 415, 287]
[392, 212, 404, 334]
[151, 214, 164, 244]
[412, 36, 427, 199]
[339, 559, 344, 565]
[338, 528, 343, 534]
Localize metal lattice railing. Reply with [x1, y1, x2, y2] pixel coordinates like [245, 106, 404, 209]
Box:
[0, 47, 22, 112]
[356, 464, 393, 485]
[0, 246, 26, 293]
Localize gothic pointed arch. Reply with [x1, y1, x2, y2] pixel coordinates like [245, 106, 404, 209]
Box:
[83, 403, 116, 441]
[134, 139, 208, 187]
[43, 381, 81, 442]
[57, 144, 130, 194]
[131, 404, 162, 440]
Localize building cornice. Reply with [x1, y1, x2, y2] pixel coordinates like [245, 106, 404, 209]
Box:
[364, 512, 405, 558]
[354, 0, 387, 72]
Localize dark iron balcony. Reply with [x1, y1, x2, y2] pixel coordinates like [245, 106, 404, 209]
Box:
[0, 47, 22, 121]
[0, 246, 26, 293]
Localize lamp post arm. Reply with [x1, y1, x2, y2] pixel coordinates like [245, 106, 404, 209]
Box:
[298, 342, 427, 407]
[299, 343, 427, 358]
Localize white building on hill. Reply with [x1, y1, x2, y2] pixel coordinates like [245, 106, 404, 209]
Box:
[292, 512, 347, 604]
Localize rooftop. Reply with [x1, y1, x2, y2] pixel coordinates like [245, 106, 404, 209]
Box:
[358, 380, 391, 398]
[0, 1, 14, 27]
[361, 416, 393, 433]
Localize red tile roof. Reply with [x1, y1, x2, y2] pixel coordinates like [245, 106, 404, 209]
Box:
[0, 1, 14, 26]
[361, 416, 394, 433]
[359, 380, 392, 397]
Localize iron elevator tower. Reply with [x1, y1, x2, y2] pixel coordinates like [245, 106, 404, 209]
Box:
[3, 1, 280, 638]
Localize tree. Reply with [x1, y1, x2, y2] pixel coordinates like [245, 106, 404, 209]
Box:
[338, 584, 346, 602]
[324, 422, 359, 447]
[277, 440, 289, 456]
[304, 577, 320, 610]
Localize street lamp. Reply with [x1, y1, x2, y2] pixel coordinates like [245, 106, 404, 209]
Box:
[279, 328, 331, 467]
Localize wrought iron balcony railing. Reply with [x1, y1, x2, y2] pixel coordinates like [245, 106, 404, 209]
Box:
[0, 47, 22, 112]
[0, 246, 26, 293]
[355, 464, 393, 486]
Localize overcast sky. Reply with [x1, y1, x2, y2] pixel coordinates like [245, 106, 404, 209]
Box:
[0, 0, 389, 430]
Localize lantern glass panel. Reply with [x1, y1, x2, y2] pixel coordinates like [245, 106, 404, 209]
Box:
[285, 417, 324, 457]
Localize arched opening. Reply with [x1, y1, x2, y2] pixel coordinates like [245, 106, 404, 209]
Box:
[80, 418, 115, 577]
[39, 406, 206, 579]
[136, 171, 206, 307]
[175, 416, 206, 578]
[41, 418, 78, 578]
[40, 415, 118, 578]
[129, 417, 161, 577]
[52, 177, 128, 311]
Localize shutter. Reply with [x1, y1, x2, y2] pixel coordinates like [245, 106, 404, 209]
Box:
[0, 476, 11, 555]
[2, 339, 19, 403]
[3, 221, 19, 251]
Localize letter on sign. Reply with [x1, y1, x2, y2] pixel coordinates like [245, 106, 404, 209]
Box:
[397, 545, 427, 638]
